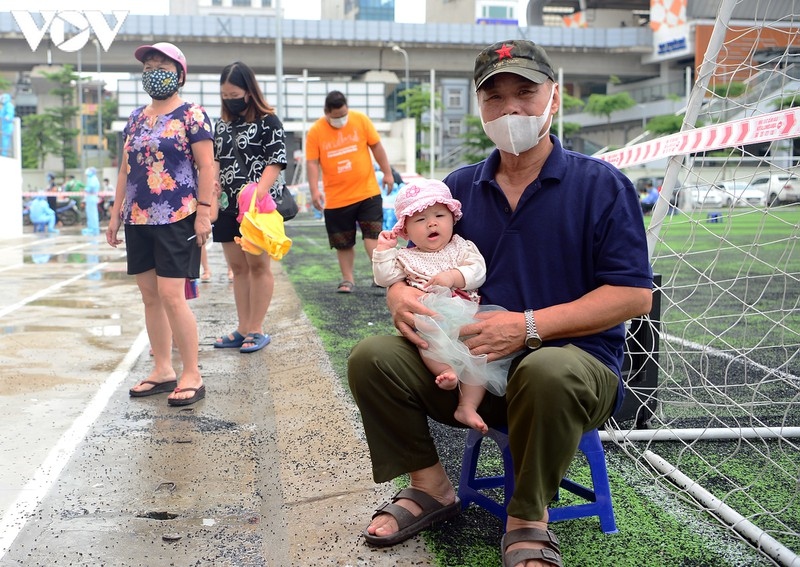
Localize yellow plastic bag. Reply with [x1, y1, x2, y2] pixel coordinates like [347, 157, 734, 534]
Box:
[235, 188, 292, 260]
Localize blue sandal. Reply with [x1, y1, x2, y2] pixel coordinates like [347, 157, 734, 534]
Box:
[214, 330, 245, 348]
[240, 333, 271, 353]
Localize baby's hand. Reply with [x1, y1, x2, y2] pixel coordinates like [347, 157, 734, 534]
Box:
[376, 230, 397, 250]
[426, 270, 458, 290]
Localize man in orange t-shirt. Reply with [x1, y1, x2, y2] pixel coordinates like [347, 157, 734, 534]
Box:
[306, 90, 394, 293]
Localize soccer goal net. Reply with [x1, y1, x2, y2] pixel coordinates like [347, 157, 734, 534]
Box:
[598, 2, 800, 565]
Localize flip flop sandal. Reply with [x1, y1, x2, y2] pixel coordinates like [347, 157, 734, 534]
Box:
[336, 280, 355, 293]
[501, 527, 563, 567]
[214, 330, 245, 348]
[129, 379, 178, 397]
[167, 385, 206, 407]
[362, 487, 461, 547]
[240, 333, 271, 353]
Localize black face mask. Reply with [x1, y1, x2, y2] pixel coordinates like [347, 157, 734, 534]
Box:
[223, 97, 248, 116]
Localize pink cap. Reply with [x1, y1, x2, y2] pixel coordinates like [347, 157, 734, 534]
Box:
[392, 178, 462, 236]
[134, 42, 188, 78]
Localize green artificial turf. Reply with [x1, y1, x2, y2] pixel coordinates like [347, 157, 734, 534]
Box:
[280, 212, 793, 566]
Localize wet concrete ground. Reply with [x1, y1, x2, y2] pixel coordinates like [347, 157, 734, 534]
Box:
[0, 227, 434, 566]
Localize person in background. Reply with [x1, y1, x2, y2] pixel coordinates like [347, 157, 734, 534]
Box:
[29, 194, 58, 234]
[640, 181, 659, 215]
[348, 39, 653, 565]
[106, 41, 214, 406]
[82, 167, 101, 236]
[200, 245, 212, 282]
[212, 61, 287, 354]
[1, 93, 14, 157]
[45, 173, 61, 227]
[305, 90, 393, 293]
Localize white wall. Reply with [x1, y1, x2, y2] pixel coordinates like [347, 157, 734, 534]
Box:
[0, 118, 23, 240]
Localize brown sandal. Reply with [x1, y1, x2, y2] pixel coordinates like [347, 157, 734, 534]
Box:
[336, 280, 354, 293]
[362, 487, 461, 547]
[502, 527, 562, 567]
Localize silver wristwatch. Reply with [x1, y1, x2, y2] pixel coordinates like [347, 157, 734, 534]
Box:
[524, 309, 543, 350]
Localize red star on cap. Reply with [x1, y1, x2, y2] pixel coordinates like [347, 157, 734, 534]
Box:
[495, 44, 513, 60]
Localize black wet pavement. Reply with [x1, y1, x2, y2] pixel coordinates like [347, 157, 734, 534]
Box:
[0, 227, 434, 566]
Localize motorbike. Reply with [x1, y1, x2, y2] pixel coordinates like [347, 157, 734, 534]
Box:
[22, 196, 80, 226]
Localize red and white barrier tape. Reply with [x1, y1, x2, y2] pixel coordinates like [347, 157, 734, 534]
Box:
[598, 107, 800, 169]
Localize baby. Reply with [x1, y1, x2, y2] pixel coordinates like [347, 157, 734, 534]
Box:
[373, 178, 502, 434]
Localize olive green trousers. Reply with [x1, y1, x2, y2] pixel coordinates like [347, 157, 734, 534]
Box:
[347, 335, 619, 521]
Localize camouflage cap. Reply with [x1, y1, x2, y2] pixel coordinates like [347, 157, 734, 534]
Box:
[474, 40, 555, 90]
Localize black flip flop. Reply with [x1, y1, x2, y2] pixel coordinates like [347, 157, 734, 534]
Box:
[129, 379, 178, 397]
[167, 385, 206, 407]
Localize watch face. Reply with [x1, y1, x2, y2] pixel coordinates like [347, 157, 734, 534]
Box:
[526, 336, 543, 349]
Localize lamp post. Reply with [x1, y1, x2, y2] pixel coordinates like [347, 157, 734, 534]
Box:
[93, 39, 103, 169]
[392, 45, 410, 113]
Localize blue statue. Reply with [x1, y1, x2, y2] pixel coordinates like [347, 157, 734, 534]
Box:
[1, 93, 14, 158]
[82, 167, 100, 236]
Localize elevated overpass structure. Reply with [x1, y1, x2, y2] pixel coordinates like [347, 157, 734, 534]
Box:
[0, 13, 657, 85]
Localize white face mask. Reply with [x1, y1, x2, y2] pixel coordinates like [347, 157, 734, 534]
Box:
[481, 85, 556, 155]
[328, 114, 348, 129]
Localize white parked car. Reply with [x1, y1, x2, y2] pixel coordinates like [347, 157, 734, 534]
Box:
[717, 181, 765, 207]
[748, 173, 800, 205]
[684, 184, 725, 208]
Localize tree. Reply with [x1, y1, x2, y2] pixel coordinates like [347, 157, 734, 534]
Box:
[39, 65, 81, 176]
[460, 115, 494, 163]
[21, 113, 59, 169]
[397, 85, 442, 172]
[585, 92, 636, 146]
[102, 95, 119, 161]
[773, 91, 800, 109]
[645, 114, 684, 135]
[709, 81, 746, 98]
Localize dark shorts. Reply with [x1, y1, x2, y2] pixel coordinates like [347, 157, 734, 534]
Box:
[211, 211, 241, 243]
[124, 214, 201, 278]
[324, 195, 383, 249]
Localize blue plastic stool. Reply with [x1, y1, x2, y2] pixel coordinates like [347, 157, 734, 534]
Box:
[457, 427, 618, 533]
[33, 222, 47, 233]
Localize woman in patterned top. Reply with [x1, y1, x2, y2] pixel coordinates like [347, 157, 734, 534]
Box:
[106, 42, 215, 406]
[212, 61, 287, 354]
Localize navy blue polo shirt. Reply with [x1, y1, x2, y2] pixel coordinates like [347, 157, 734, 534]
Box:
[443, 136, 653, 411]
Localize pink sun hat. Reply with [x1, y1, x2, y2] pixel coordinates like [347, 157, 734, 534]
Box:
[392, 178, 463, 236]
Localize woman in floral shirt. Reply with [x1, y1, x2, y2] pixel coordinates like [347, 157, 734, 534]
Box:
[212, 61, 287, 354]
[106, 42, 215, 407]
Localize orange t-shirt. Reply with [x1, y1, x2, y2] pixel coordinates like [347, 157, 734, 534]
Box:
[305, 109, 382, 209]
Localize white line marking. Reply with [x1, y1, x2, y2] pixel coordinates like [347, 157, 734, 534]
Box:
[0, 329, 148, 558]
[0, 258, 122, 319]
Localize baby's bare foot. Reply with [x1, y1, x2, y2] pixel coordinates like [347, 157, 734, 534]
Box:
[435, 371, 458, 390]
[454, 405, 488, 434]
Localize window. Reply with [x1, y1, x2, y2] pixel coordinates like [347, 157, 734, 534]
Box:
[447, 88, 463, 108]
[483, 6, 514, 20]
[446, 118, 463, 137]
[232, 0, 251, 6]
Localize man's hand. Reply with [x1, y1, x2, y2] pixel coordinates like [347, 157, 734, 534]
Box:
[387, 283, 434, 349]
[310, 189, 325, 211]
[459, 310, 526, 362]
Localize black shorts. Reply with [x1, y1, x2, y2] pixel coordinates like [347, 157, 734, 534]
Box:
[124, 215, 201, 278]
[324, 195, 383, 249]
[211, 211, 241, 243]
